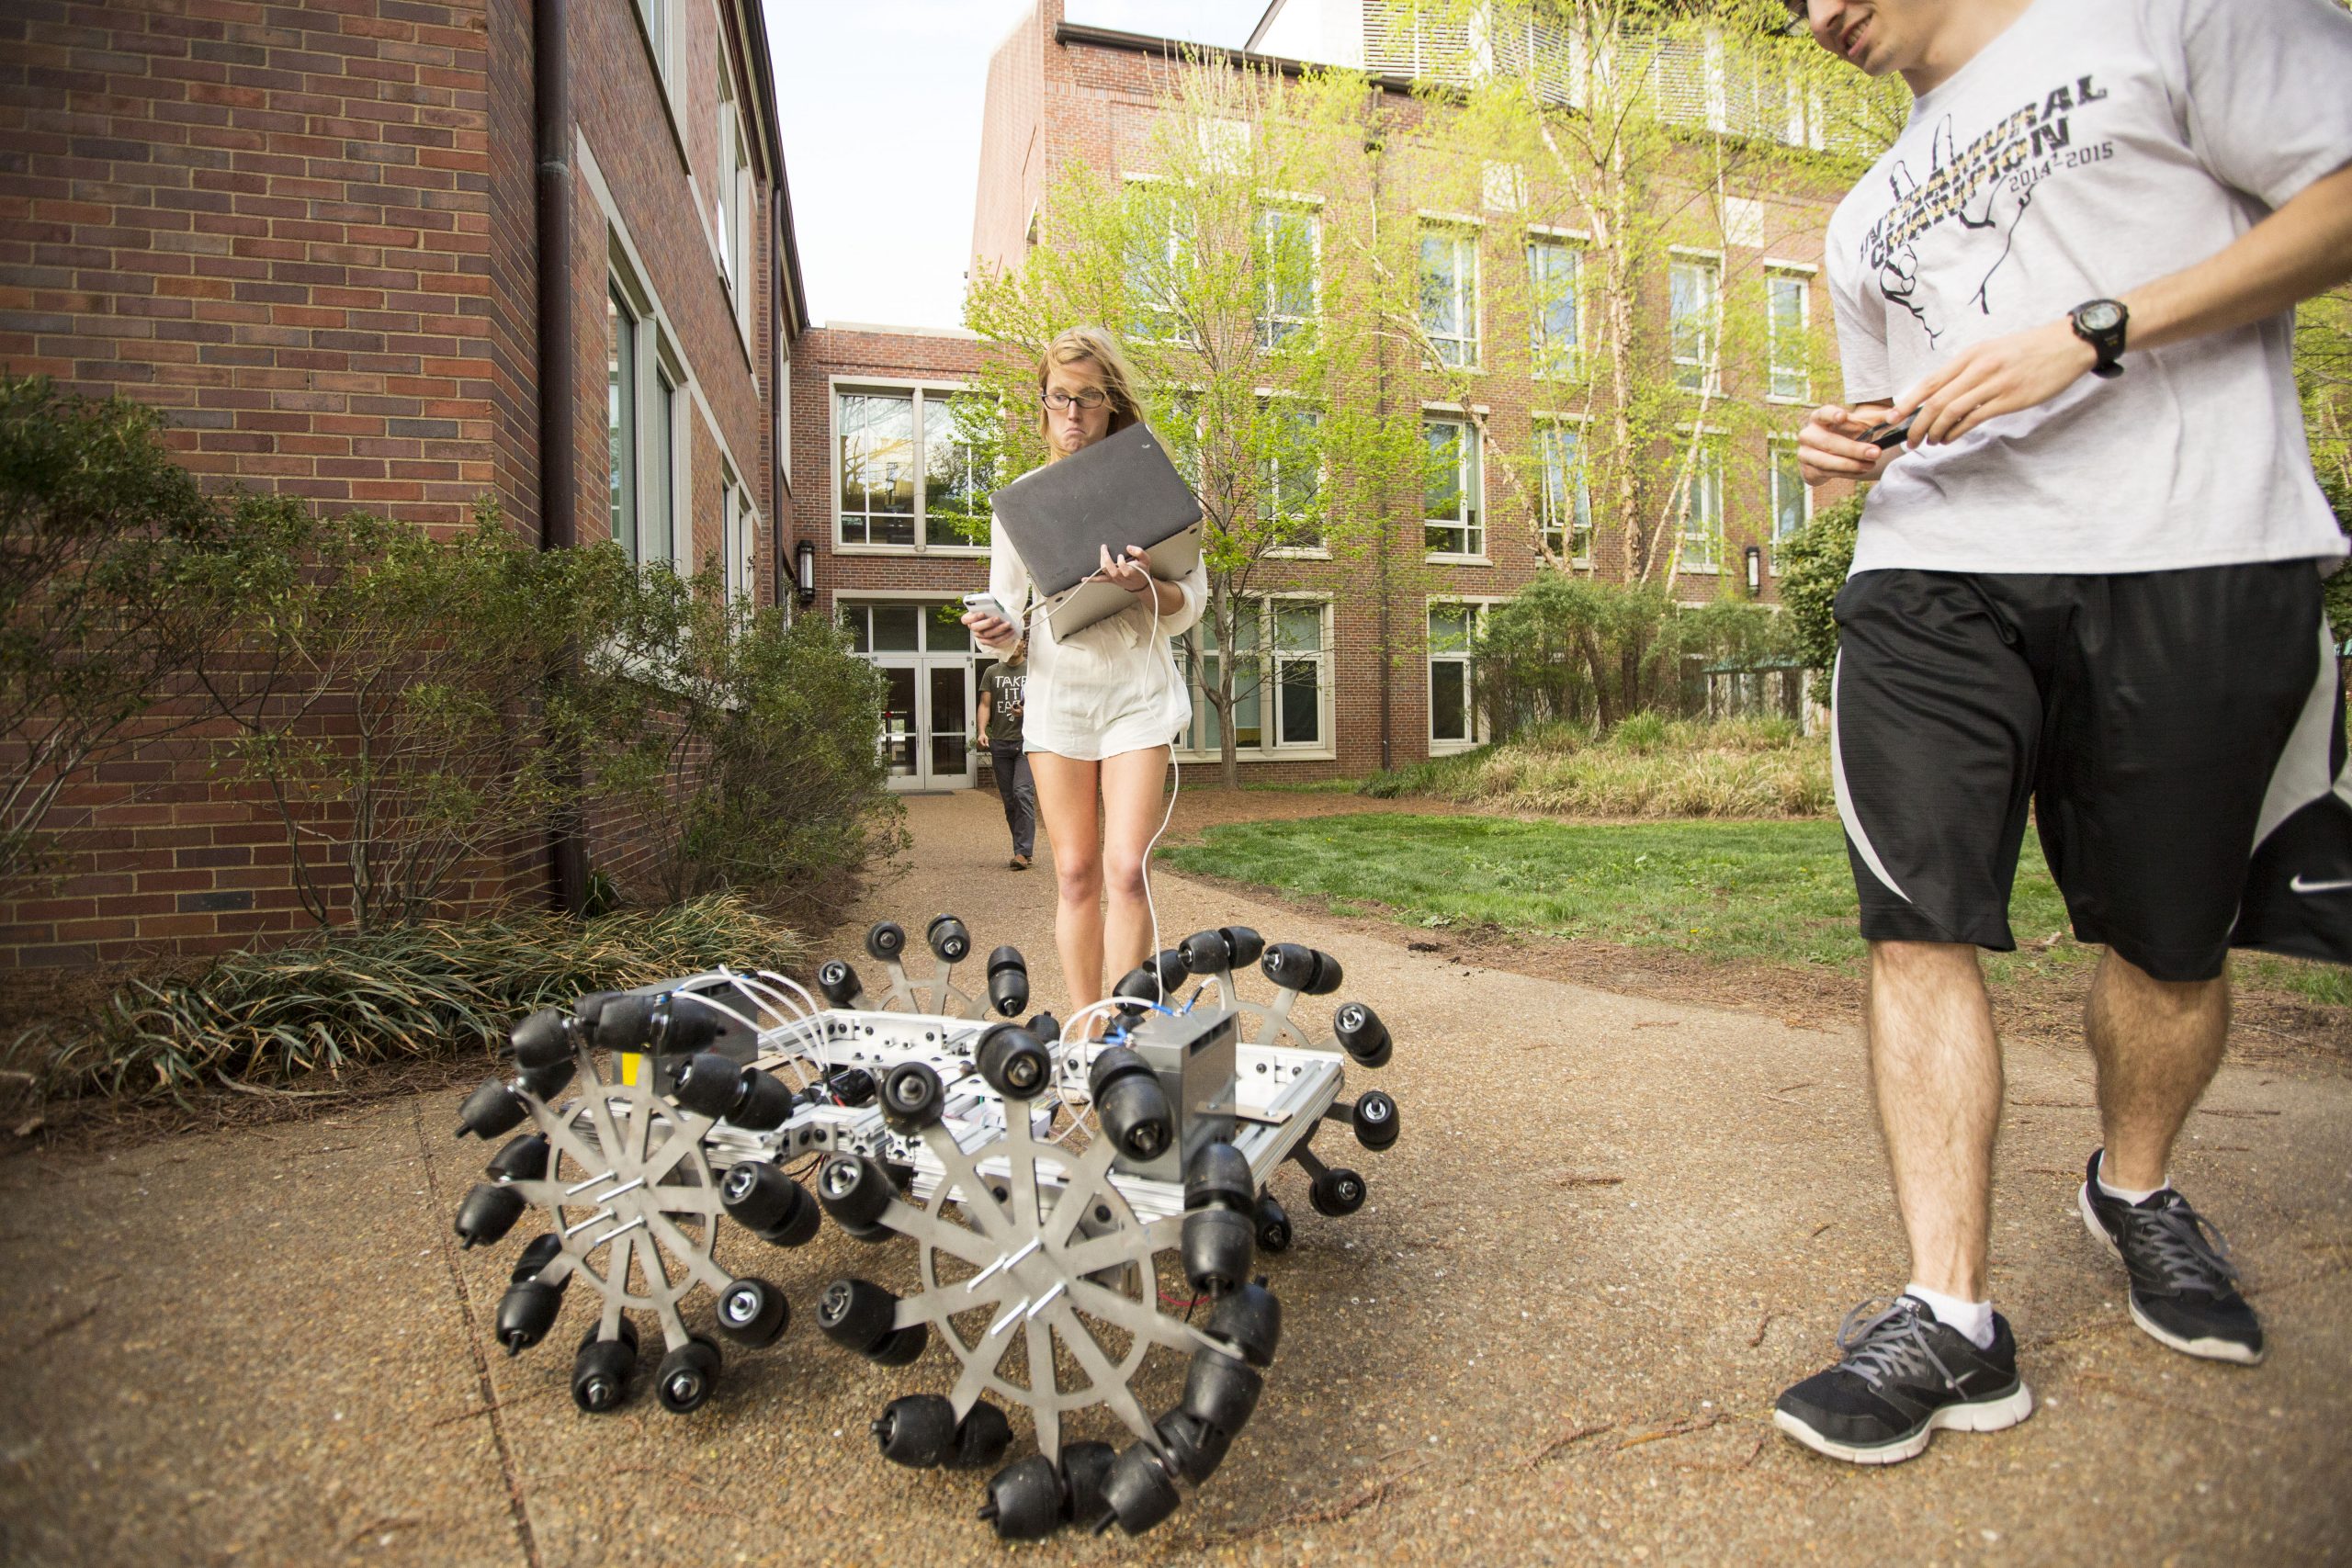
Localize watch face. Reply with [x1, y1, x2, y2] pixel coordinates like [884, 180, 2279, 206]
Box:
[2078, 300, 2123, 333]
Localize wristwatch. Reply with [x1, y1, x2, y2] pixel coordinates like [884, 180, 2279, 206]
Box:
[2070, 298, 2129, 378]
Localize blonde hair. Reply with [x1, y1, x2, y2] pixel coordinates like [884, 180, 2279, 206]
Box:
[1036, 325, 1144, 457]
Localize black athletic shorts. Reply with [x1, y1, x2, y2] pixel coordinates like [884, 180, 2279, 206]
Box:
[1831, 562, 2352, 983]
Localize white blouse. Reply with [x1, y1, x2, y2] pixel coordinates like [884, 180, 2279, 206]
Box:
[985, 524, 1208, 761]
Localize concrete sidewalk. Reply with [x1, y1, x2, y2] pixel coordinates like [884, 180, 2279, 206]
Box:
[3, 787, 2346, 1566]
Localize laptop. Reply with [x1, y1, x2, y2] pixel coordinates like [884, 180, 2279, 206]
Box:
[988, 421, 1204, 639]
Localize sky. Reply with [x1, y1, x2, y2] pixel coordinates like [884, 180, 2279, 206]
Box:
[767, 0, 1273, 331]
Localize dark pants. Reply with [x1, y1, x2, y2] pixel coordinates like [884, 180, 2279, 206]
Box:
[989, 742, 1035, 859]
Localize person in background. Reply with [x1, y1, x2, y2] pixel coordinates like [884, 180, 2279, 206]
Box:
[976, 637, 1035, 870]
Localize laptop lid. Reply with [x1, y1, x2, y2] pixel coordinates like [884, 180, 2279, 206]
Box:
[989, 421, 1204, 602]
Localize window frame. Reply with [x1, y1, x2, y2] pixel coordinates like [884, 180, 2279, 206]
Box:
[830, 378, 989, 558]
[1259, 393, 1329, 558]
[1254, 199, 1322, 350]
[1426, 596, 1503, 755]
[1668, 248, 1724, 396]
[1768, 434, 1811, 572]
[1676, 427, 1728, 576]
[1417, 220, 1483, 371]
[1764, 262, 1815, 404]
[1421, 409, 1487, 562]
[1532, 412, 1594, 567]
[1525, 228, 1584, 381]
[1173, 593, 1336, 763]
[1124, 175, 1193, 347]
[608, 264, 683, 570]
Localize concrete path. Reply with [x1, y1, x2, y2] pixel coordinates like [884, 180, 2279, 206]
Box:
[3, 788, 2346, 1566]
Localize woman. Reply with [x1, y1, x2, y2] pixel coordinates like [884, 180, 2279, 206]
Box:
[961, 326, 1206, 1028]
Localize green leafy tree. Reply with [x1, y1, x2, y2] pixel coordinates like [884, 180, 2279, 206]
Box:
[1772, 491, 1860, 707]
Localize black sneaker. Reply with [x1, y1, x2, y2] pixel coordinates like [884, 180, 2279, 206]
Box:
[1774, 1295, 2034, 1464]
[2078, 1148, 2264, 1365]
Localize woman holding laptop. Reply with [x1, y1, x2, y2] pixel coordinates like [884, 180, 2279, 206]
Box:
[960, 325, 1207, 1031]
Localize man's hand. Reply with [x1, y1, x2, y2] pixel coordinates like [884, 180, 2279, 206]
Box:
[1797, 401, 1898, 487]
[1895, 319, 2099, 446]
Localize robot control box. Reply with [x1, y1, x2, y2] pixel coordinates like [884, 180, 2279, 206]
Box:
[1117, 1004, 1238, 1183]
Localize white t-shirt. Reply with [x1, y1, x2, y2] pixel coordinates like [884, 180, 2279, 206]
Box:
[1825, 0, 2352, 576]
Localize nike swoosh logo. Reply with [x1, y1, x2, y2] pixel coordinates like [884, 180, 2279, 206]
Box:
[2289, 874, 2352, 895]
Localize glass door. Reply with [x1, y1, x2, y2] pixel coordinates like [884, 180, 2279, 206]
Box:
[876, 661, 919, 784]
[926, 662, 973, 788]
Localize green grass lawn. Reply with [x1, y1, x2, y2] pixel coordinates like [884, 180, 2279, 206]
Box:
[1161, 813, 2352, 1004]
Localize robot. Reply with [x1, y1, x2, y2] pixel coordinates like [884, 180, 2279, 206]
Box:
[446, 916, 1401, 1540]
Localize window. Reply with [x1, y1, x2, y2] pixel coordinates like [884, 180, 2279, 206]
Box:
[1429, 603, 1486, 750]
[1677, 434, 1725, 574]
[1527, 236, 1579, 378]
[633, 0, 670, 80]
[1767, 269, 1810, 401]
[1423, 414, 1483, 558]
[722, 469, 753, 604]
[1418, 225, 1480, 368]
[650, 364, 677, 565]
[1126, 183, 1189, 344]
[1261, 399, 1323, 550]
[840, 601, 970, 656]
[607, 287, 638, 560]
[1669, 255, 1720, 393]
[836, 386, 987, 552]
[1769, 438, 1809, 570]
[1256, 204, 1318, 348]
[716, 63, 752, 324]
[1535, 419, 1592, 562]
[1178, 597, 1330, 757]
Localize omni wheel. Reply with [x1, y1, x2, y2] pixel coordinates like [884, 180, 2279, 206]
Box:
[862, 1104, 1233, 1467]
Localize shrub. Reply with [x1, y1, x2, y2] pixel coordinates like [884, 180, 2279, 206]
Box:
[8, 892, 801, 1104]
[593, 564, 906, 920]
[0, 376, 305, 886]
[1361, 716, 1829, 817]
[1775, 494, 1861, 708]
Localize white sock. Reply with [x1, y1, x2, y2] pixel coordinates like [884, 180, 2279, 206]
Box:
[1904, 1282, 1995, 1350]
[2096, 1149, 2167, 1205]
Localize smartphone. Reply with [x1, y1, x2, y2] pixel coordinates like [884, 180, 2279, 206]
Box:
[1861, 412, 1916, 449]
[961, 592, 1012, 623]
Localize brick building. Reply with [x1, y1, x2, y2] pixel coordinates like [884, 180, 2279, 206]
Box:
[792, 0, 1862, 788]
[0, 0, 805, 966]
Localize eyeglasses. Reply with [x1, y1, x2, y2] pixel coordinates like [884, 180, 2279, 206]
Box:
[1041, 388, 1110, 412]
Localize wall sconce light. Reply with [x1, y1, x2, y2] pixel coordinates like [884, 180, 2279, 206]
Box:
[794, 539, 817, 607]
[1745, 544, 1762, 597]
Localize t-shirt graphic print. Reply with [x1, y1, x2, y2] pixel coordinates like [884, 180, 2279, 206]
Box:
[1823, 0, 2352, 577]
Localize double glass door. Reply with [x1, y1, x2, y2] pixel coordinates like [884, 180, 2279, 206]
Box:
[844, 601, 977, 793]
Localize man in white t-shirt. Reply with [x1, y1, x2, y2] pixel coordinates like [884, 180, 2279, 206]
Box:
[1776, 0, 2352, 1466]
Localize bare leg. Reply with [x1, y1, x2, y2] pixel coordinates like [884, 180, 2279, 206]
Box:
[1031, 751, 1103, 1020]
[1098, 746, 1171, 987]
[1867, 940, 2004, 1302]
[2085, 949, 2229, 1190]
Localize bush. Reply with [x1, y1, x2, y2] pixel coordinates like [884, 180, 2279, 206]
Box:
[1775, 495, 1861, 709]
[1, 376, 306, 886]
[1360, 715, 1829, 818]
[7, 892, 802, 1104]
[593, 564, 906, 919]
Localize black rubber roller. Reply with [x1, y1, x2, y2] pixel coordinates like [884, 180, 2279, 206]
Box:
[1178, 924, 1263, 974]
[493, 1280, 562, 1356]
[880, 1060, 945, 1130]
[865, 920, 906, 962]
[1087, 1046, 1172, 1163]
[980, 1454, 1063, 1540]
[511, 1231, 564, 1282]
[508, 1006, 573, 1070]
[1204, 1280, 1282, 1367]
[714, 1276, 788, 1348]
[1332, 1000, 1393, 1068]
[571, 1320, 639, 1414]
[455, 1077, 528, 1141]
[817, 1277, 899, 1356]
[671, 1052, 747, 1118]
[1261, 942, 1342, 995]
[926, 913, 971, 964]
[720, 1161, 820, 1247]
[1254, 1193, 1293, 1255]
[1155, 1408, 1234, 1483]
[484, 1132, 549, 1183]
[977, 1023, 1050, 1100]
[874, 1393, 956, 1468]
[1351, 1089, 1400, 1151]
[1181, 1345, 1263, 1436]
[654, 1337, 720, 1415]
[515, 1056, 575, 1101]
[817, 1154, 896, 1234]
[1181, 1206, 1255, 1297]
[986, 945, 1029, 1018]
[1310, 1166, 1367, 1217]
[1113, 949, 1187, 1008]
[453, 1182, 525, 1249]
[815, 957, 864, 1008]
[1095, 1440, 1181, 1536]
[1062, 1440, 1116, 1524]
[1184, 1142, 1254, 1213]
[952, 1400, 1013, 1470]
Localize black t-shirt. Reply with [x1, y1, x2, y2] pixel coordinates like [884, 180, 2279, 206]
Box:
[981, 660, 1027, 745]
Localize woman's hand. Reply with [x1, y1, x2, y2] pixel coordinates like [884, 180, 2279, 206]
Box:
[1796, 402, 1897, 487]
[961, 609, 1016, 648]
[1098, 544, 1157, 595]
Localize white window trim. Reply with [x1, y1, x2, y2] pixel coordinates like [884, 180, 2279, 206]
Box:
[579, 130, 765, 564]
[1421, 408, 1487, 565]
[1173, 593, 1338, 764]
[1254, 200, 1322, 349]
[1258, 389, 1329, 558]
[628, 0, 689, 166]
[1531, 411, 1595, 569]
[1124, 174, 1193, 347]
[1763, 264, 1815, 406]
[1668, 246, 1724, 399]
[1524, 230, 1584, 383]
[1675, 423, 1730, 576]
[1426, 594, 1506, 755]
[828, 376, 989, 558]
[1418, 220, 1483, 373]
[610, 251, 686, 570]
[1767, 434, 1812, 573]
